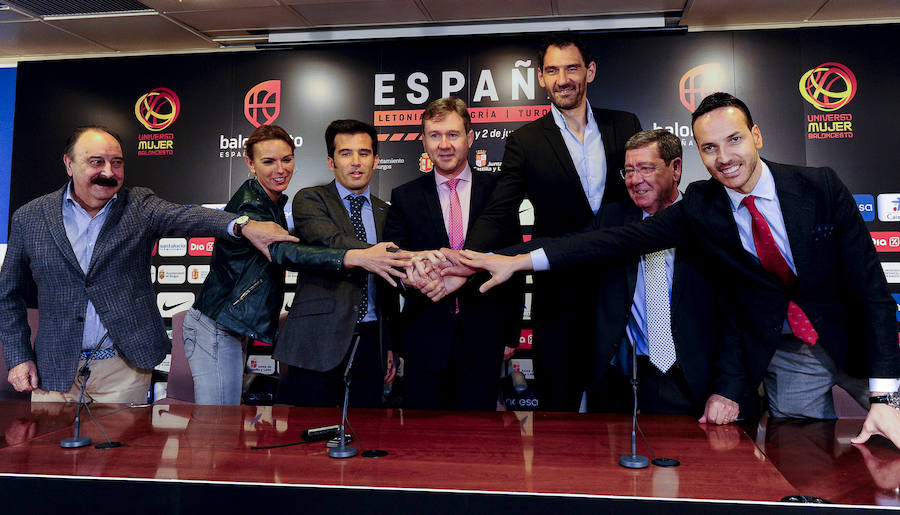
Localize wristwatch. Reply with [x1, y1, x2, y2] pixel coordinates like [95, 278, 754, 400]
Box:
[233, 215, 250, 238]
[869, 391, 900, 409]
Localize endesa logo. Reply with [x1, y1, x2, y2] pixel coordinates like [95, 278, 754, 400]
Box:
[188, 237, 215, 256]
[678, 63, 726, 112]
[244, 80, 281, 127]
[877, 194, 900, 222]
[135, 87, 181, 131]
[799, 62, 857, 112]
[854, 194, 875, 221]
[871, 232, 900, 252]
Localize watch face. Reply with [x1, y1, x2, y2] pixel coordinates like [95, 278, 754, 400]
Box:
[889, 392, 900, 408]
[236, 215, 250, 225]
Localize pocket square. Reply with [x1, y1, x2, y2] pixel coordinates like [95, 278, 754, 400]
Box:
[812, 223, 834, 241]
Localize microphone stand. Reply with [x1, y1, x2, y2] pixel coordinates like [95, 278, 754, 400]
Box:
[619, 341, 649, 469]
[61, 332, 109, 449]
[329, 334, 361, 459]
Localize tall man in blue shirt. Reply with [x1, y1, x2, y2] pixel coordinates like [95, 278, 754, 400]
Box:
[0, 126, 296, 403]
[456, 93, 900, 445]
[465, 33, 641, 412]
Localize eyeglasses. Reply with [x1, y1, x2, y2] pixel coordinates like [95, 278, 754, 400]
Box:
[619, 165, 659, 180]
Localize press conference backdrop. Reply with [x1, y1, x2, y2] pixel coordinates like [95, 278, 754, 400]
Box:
[5, 25, 900, 384]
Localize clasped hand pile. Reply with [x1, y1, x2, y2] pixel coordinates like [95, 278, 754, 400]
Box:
[357, 244, 520, 299]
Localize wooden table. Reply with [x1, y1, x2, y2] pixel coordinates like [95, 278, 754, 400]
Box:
[0, 400, 892, 513]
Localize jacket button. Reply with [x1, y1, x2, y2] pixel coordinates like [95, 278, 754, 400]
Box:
[76, 316, 85, 322]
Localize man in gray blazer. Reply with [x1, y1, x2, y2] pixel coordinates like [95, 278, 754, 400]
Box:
[0, 126, 296, 404]
[275, 120, 398, 408]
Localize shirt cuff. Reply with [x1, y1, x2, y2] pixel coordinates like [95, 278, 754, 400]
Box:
[227, 218, 239, 238]
[530, 249, 549, 271]
[869, 378, 900, 394]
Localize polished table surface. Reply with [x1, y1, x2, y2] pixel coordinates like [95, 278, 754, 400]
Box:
[0, 400, 896, 507]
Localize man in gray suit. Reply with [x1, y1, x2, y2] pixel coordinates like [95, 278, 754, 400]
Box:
[275, 120, 398, 408]
[0, 126, 295, 404]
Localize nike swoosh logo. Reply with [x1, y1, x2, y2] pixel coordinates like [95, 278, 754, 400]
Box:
[162, 300, 189, 311]
[283, 302, 292, 311]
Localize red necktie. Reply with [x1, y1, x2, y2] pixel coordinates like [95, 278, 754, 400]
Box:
[741, 195, 819, 345]
[741, 195, 818, 345]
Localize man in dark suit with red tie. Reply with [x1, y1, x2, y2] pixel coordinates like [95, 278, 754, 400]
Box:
[465, 34, 641, 412]
[457, 93, 900, 444]
[383, 98, 522, 410]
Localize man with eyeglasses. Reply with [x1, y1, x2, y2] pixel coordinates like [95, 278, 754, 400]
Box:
[574, 129, 745, 419]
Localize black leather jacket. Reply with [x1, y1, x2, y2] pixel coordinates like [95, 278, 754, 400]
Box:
[193, 179, 346, 344]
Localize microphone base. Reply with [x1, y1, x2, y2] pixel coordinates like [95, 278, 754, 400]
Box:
[61, 436, 91, 449]
[328, 445, 358, 459]
[619, 454, 649, 469]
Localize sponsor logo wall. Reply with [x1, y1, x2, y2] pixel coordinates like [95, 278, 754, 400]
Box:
[6, 25, 899, 371]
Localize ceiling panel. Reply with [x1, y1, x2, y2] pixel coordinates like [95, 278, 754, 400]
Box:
[420, 0, 551, 21]
[48, 14, 218, 51]
[0, 20, 111, 56]
[681, 0, 823, 26]
[171, 6, 310, 31]
[0, 7, 32, 22]
[813, 0, 900, 21]
[140, 0, 278, 13]
[287, 0, 428, 26]
[557, 0, 684, 16]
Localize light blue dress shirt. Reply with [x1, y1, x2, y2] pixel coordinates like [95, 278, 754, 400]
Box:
[335, 182, 378, 323]
[549, 99, 608, 214]
[62, 183, 116, 351]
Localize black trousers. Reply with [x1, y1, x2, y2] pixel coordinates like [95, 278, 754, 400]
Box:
[403, 316, 501, 411]
[276, 322, 385, 409]
[586, 356, 697, 416]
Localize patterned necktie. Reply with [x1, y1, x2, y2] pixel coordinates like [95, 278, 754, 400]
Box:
[346, 194, 368, 323]
[644, 250, 676, 373]
[741, 195, 818, 345]
[446, 178, 464, 250]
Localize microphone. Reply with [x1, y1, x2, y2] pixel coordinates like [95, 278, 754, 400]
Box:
[301, 424, 340, 442]
[329, 334, 361, 459]
[619, 340, 649, 469]
[510, 369, 527, 394]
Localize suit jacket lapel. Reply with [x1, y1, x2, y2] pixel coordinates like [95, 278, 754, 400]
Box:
[43, 184, 84, 277]
[623, 204, 641, 299]
[423, 177, 451, 247]
[540, 113, 592, 214]
[88, 189, 127, 277]
[325, 181, 357, 237]
[769, 162, 813, 281]
[372, 197, 388, 239]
